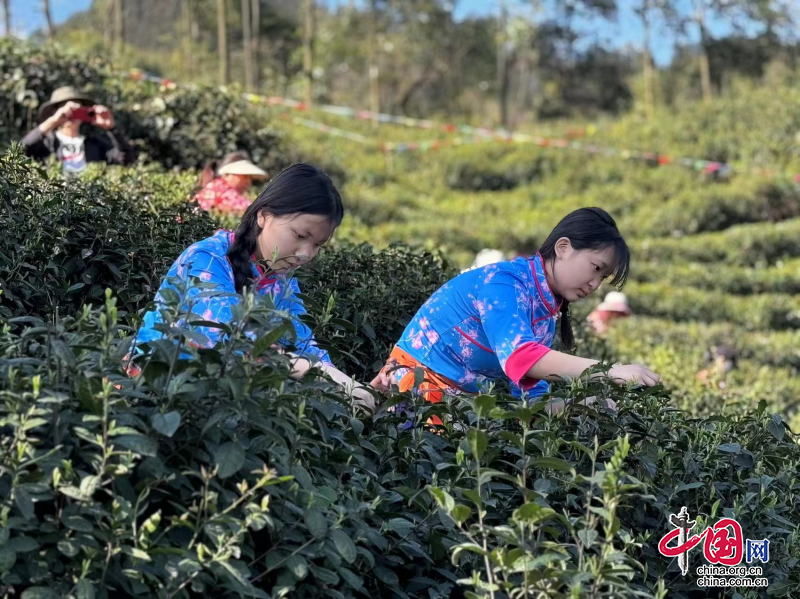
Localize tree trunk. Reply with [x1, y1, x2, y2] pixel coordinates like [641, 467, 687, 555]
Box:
[251, 0, 260, 91]
[497, 0, 510, 129]
[217, 0, 229, 85]
[104, 0, 113, 49]
[242, 0, 253, 91]
[113, 0, 124, 58]
[303, 0, 316, 105]
[183, 0, 194, 79]
[2, 0, 10, 36]
[367, 0, 380, 124]
[41, 0, 54, 38]
[641, 0, 655, 119]
[694, 0, 713, 102]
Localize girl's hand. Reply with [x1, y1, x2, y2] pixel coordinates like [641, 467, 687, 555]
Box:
[369, 370, 393, 393]
[350, 385, 377, 414]
[608, 363, 660, 386]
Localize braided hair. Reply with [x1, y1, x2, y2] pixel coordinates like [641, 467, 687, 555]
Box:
[227, 163, 344, 292]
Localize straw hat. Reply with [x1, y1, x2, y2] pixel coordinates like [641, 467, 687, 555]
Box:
[596, 291, 632, 314]
[218, 159, 268, 179]
[37, 86, 96, 123]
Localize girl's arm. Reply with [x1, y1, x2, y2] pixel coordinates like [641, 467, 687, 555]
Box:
[283, 351, 376, 413]
[526, 350, 660, 386]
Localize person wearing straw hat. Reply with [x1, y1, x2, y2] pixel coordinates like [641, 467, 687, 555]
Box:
[194, 151, 269, 215]
[586, 290, 632, 335]
[21, 86, 135, 173]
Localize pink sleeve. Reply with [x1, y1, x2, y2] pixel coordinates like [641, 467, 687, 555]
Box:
[505, 341, 551, 388]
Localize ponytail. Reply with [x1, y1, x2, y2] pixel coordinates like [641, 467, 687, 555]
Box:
[559, 301, 573, 350]
[226, 163, 344, 293]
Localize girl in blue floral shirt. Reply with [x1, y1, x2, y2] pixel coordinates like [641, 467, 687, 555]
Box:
[132, 163, 376, 411]
[372, 207, 659, 416]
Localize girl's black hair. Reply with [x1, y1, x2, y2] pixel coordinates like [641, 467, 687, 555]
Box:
[227, 163, 344, 292]
[538, 207, 630, 350]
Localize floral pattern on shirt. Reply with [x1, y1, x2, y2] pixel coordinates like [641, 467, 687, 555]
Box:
[396, 254, 561, 397]
[134, 230, 330, 364]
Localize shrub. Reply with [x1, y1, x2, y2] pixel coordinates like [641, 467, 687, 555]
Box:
[115, 83, 289, 173]
[633, 258, 800, 296]
[299, 243, 456, 381]
[640, 179, 800, 236]
[1, 290, 797, 598]
[0, 40, 110, 146]
[0, 41, 290, 176]
[622, 282, 800, 330]
[0, 148, 215, 321]
[632, 218, 800, 266]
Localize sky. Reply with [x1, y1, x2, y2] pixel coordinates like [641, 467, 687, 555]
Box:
[10, 0, 760, 66]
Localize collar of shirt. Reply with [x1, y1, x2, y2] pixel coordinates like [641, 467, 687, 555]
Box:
[531, 253, 562, 315]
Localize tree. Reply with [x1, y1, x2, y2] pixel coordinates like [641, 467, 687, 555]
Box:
[113, 0, 124, 57]
[182, 0, 195, 79]
[242, 0, 254, 91]
[367, 0, 380, 120]
[2, 0, 10, 36]
[251, 0, 260, 91]
[302, 0, 316, 105]
[497, 0, 510, 128]
[217, 0, 229, 85]
[692, 0, 713, 102]
[633, 0, 675, 118]
[41, 0, 55, 38]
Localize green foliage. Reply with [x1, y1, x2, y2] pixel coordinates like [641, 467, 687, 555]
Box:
[0, 39, 111, 144]
[0, 148, 215, 321]
[0, 41, 289, 174]
[2, 37, 800, 599]
[1, 291, 798, 598]
[300, 243, 455, 380]
[623, 282, 800, 330]
[114, 82, 288, 172]
[634, 259, 800, 296]
[632, 218, 800, 267]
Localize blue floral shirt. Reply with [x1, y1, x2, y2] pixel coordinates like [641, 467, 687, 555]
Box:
[135, 230, 331, 363]
[397, 253, 561, 396]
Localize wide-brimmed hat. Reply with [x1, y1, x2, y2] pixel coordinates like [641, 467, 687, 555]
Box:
[596, 291, 632, 314]
[37, 86, 96, 123]
[217, 159, 268, 179]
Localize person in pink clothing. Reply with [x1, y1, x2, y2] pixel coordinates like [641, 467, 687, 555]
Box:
[194, 151, 269, 215]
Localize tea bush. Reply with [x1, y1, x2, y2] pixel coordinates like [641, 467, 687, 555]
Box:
[638, 179, 800, 236]
[2, 40, 800, 599]
[299, 243, 456, 381]
[114, 82, 289, 173]
[1, 290, 797, 599]
[0, 40, 111, 144]
[633, 259, 800, 296]
[632, 218, 800, 266]
[623, 282, 800, 330]
[0, 148, 215, 321]
[0, 41, 291, 175]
